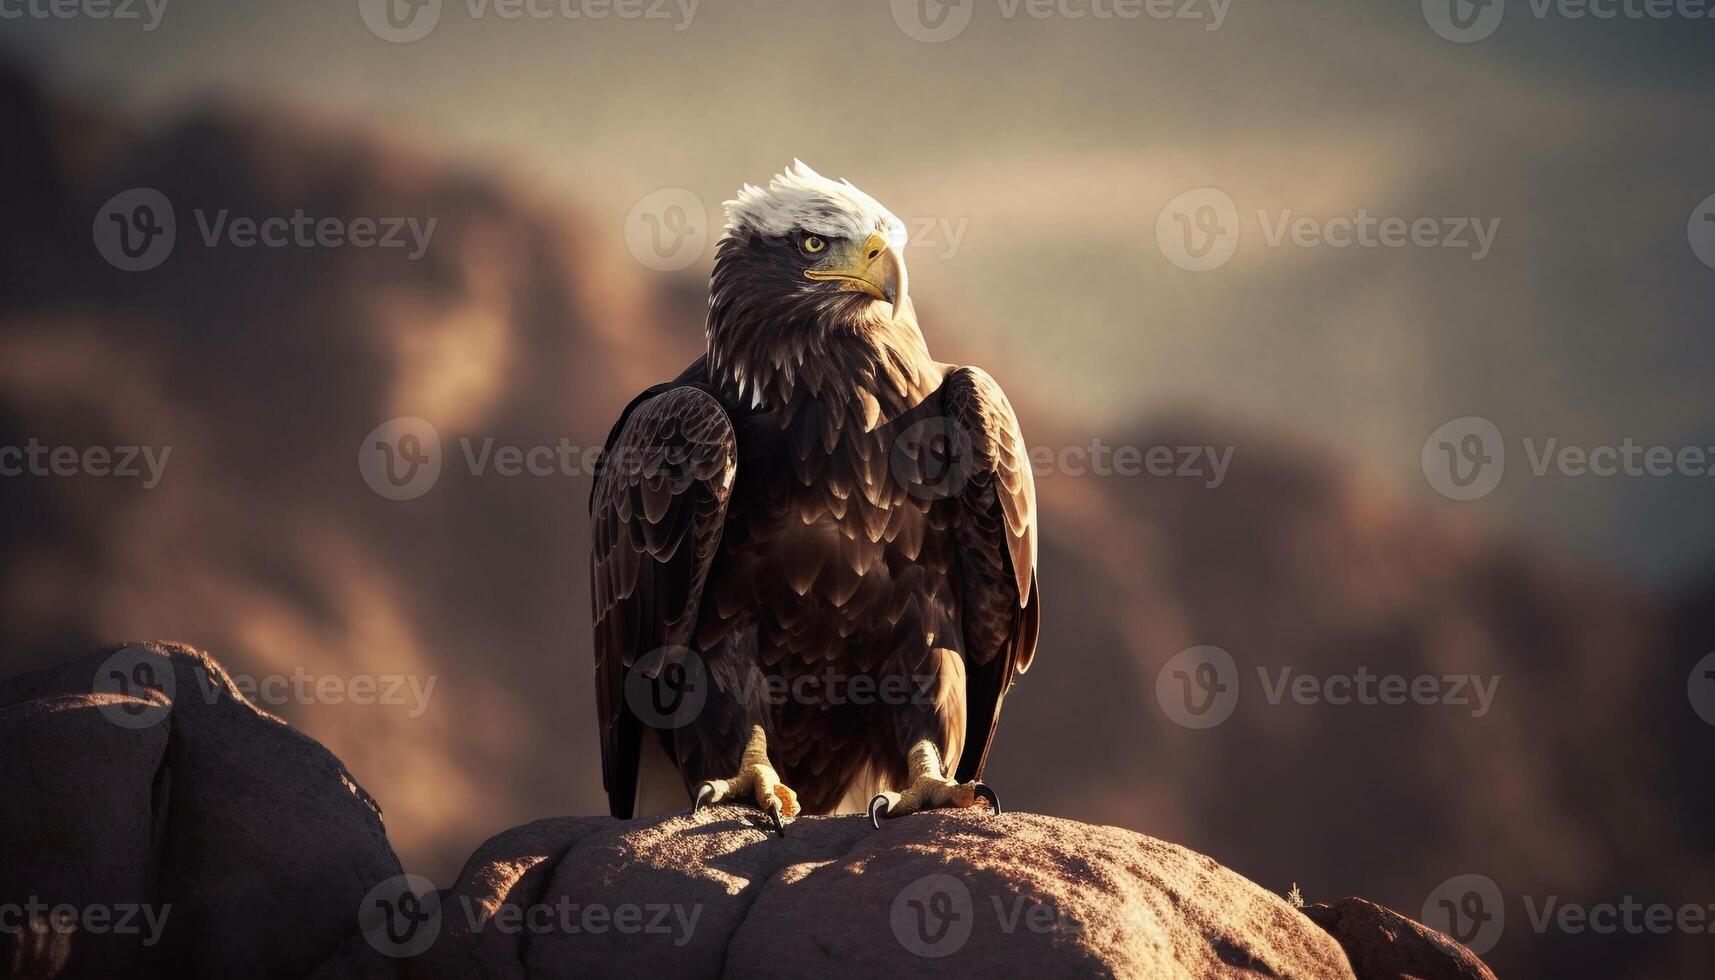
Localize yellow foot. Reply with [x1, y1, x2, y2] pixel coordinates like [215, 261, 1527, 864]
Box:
[869, 740, 1001, 829]
[691, 725, 800, 835]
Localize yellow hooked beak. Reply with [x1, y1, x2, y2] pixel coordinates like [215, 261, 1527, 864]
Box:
[804, 232, 906, 315]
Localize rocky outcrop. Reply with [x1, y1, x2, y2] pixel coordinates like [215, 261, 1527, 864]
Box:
[0, 643, 402, 979]
[318, 810, 1357, 980]
[1, 644, 1494, 980]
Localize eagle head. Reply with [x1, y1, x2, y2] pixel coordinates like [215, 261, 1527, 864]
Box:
[718, 160, 909, 317]
[707, 162, 925, 405]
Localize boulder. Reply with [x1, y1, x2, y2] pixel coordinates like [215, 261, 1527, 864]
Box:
[1303, 898, 1497, 980]
[0, 642, 402, 979]
[322, 809, 1359, 979]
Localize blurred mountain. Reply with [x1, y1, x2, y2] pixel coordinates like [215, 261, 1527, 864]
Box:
[0, 64, 1710, 978]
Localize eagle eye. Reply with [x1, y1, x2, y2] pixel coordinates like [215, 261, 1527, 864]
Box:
[801, 235, 827, 255]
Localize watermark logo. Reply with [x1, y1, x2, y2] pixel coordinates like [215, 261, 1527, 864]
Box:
[1159, 190, 1500, 271]
[0, 439, 172, 488]
[363, 0, 700, 42]
[626, 652, 942, 724]
[1423, 873, 1506, 955]
[1688, 193, 1715, 270]
[457, 896, 701, 943]
[1156, 645, 1239, 729]
[0, 898, 172, 948]
[93, 654, 436, 726]
[1156, 187, 1240, 272]
[360, 874, 442, 958]
[624, 188, 710, 272]
[0, 0, 168, 30]
[1159, 648, 1500, 728]
[889, 873, 1081, 957]
[1422, 0, 1505, 41]
[1424, 875, 1715, 953]
[1029, 440, 1233, 487]
[1690, 652, 1715, 727]
[94, 188, 176, 272]
[358, 426, 740, 500]
[891, 0, 976, 41]
[359, 0, 442, 41]
[623, 646, 709, 728]
[889, 416, 977, 501]
[360, 417, 443, 501]
[1427, 0, 1715, 42]
[1259, 667, 1499, 716]
[1421, 416, 1505, 501]
[95, 190, 436, 270]
[93, 644, 176, 730]
[891, 874, 974, 958]
[1425, 419, 1715, 500]
[891, 0, 1230, 40]
[226, 669, 438, 718]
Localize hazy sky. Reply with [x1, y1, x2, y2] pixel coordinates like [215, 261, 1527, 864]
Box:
[7, 0, 1715, 584]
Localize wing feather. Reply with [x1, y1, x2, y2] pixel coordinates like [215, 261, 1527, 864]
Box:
[940, 366, 1040, 782]
[590, 381, 736, 818]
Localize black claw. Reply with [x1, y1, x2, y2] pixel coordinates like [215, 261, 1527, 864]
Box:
[764, 801, 786, 836]
[973, 783, 1001, 816]
[868, 794, 893, 830]
[692, 783, 715, 814]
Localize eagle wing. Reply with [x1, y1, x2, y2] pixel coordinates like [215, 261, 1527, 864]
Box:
[590, 380, 737, 818]
[949, 367, 1039, 782]
[907, 366, 1040, 783]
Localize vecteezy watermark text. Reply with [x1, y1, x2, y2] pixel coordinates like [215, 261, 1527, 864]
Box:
[93, 645, 438, 730]
[621, 648, 945, 729]
[1028, 441, 1232, 486]
[226, 668, 437, 718]
[0, 898, 172, 948]
[1423, 0, 1715, 43]
[358, 874, 702, 958]
[0, 440, 171, 488]
[360, 0, 701, 43]
[1156, 188, 1500, 272]
[94, 188, 437, 272]
[889, 0, 1231, 43]
[460, 896, 701, 945]
[1421, 416, 1715, 501]
[623, 186, 972, 272]
[1155, 646, 1501, 729]
[1423, 873, 1715, 957]
[0, 0, 167, 29]
[359, 416, 1238, 502]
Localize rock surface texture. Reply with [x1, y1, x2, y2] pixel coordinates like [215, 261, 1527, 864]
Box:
[1303, 899, 1498, 980]
[1, 646, 1493, 979]
[0, 643, 401, 979]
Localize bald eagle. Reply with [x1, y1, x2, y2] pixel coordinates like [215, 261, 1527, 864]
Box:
[591, 162, 1038, 831]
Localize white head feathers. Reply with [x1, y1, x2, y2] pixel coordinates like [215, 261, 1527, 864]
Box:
[723, 160, 907, 246]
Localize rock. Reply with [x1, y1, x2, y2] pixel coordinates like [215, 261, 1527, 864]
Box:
[1302, 898, 1497, 980]
[0, 642, 402, 979]
[1, 645, 1495, 980]
[323, 808, 1359, 979]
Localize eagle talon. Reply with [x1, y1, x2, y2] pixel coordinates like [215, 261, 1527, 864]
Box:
[868, 794, 894, 829]
[973, 782, 1001, 816]
[687, 726, 799, 832]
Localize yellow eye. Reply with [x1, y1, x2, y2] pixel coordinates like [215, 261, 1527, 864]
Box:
[802, 235, 826, 254]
